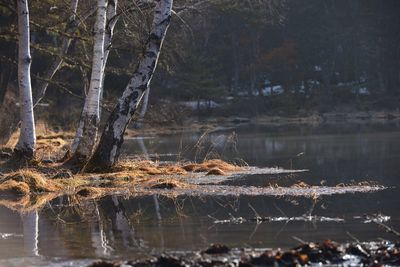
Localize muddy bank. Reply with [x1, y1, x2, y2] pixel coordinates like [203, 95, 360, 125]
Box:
[87, 240, 400, 266]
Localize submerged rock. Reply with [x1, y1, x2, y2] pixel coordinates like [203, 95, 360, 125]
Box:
[203, 244, 231, 254]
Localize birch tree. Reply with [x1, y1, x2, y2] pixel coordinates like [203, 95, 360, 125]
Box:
[100, 0, 118, 114]
[15, 0, 36, 158]
[71, 0, 107, 161]
[86, 0, 173, 171]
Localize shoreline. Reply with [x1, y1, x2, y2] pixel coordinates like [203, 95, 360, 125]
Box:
[132, 110, 400, 137]
[86, 240, 400, 267]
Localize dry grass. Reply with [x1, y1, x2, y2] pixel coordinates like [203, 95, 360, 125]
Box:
[0, 157, 242, 212]
[0, 180, 30, 195]
[0, 159, 238, 197]
[182, 159, 240, 173]
[1, 169, 63, 193]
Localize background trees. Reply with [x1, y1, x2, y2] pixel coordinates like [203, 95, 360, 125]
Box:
[0, 0, 399, 162]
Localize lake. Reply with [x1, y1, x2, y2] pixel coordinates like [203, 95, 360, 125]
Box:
[1, 122, 399, 266]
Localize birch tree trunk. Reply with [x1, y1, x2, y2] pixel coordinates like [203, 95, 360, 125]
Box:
[86, 0, 173, 171]
[71, 0, 107, 161]
[15, 0, 36, 158]
[33, 0, 80, 107]
[99, 0, 119, 116]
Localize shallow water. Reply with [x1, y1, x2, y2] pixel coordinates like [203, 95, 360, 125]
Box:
[1, 122, 400, 266]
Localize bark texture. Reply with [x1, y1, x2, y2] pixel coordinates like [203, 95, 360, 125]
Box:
[71, 0, 107, 161]
[100, 0, 119, 115]
[15, 0, 36, 158]
[86, 0, 173, 171]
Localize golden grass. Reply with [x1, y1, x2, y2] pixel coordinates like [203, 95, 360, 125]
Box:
[206, 168, 226, 175]
[1, 169, 63, 193]
[182, 159, 240, 173]
[0, 180, 30, 195]
[0, 158, 242, 212]
[0, 159, 240, 191]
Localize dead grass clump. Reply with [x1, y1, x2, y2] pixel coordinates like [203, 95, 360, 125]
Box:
[36, 137, 69, 161]
[0, 180, 30, 195]
[183, 159, 240, 173]
[182, 163, 199, 172]
[162, 166, 187, 175]
[138, 165, 162, 175]
[37, 137, 67, 147]
[115, 160, 188, 176]
[206, 168, 226, 176]
[147, 178, 190, 190]
[1, 169, 62, 193]
[204, 159, 238, 171]
[150, 182, 179, 189]
[114, 160, 161, 177]
[97, 172, 135, 181]
[36, 132, 74, 140]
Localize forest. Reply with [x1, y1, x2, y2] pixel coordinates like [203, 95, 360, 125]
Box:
[0, 0, 400, 266]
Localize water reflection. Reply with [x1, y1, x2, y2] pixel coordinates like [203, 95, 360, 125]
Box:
[0, 190, 398, 261]
[0, 123, 399, 262]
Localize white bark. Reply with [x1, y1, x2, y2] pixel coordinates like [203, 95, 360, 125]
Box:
[103, 0, 118, 72]
[88, 0, 173, 170]
[72, 0, 107, 160]
[99, 0, 119, 116]
[33, 0, 79, 107]
[15, 0, 36, 158]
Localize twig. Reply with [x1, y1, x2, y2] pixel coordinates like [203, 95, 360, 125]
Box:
[292, 236, 307, 244]
[372, 221, 400, 237]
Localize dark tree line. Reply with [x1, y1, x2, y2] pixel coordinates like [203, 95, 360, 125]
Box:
[1, 0, 399, 126]
[153, 0, 400, 114]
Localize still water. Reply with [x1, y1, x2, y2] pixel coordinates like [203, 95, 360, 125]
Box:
[1, 123, 399, 265]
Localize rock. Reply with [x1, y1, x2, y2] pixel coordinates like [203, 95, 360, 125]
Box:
[87, 261, 117, 267]
[156, 256, 185, 267]
[203, 244, 231, 254]
[251, 250, 275, 265]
